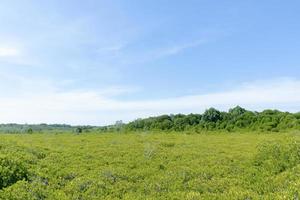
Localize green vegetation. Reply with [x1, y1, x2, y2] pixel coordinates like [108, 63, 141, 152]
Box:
[0, 124, 96, 134]
[0, 107, 300, 199]
[0, 132, 300, 199]
[123, 106, 300, 132]
[1, 107, 300, 134]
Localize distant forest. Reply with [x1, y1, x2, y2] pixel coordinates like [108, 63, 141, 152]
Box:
[0, 124, 96, 134]
[1, 106, 300, 133]
[107, 106, 300, 133]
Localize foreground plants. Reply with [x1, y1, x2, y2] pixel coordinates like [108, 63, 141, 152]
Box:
[0, 132, 300, 199]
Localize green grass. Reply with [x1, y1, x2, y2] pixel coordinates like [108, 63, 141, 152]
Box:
[1, 131, 300, 199]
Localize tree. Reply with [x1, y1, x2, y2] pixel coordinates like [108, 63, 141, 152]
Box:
[229, 106, 247, 116]
[26, 128, 33, 134]
[75, 127, 82, 134]
[202, 108, 222, 123]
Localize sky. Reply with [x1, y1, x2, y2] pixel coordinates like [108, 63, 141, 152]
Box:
[0, 0, 300, 125]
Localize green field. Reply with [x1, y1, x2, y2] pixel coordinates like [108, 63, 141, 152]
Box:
[1, 132, 300, 199]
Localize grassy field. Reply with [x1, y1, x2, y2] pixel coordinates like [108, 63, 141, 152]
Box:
[1, 132, 300, 199]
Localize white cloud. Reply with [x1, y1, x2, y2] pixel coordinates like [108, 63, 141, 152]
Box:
[0, 77, 299, 125]
[0, 41, 36, 66]
[0, 47, 19, 57]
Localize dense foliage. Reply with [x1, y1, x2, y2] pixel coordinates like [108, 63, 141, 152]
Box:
[0, 108, 299, 198]
[1, 107, 299, 134]
[0, 133, 300, 199]
[124, 106, 300, 132]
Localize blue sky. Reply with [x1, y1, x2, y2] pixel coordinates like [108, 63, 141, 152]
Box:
[0, 0, 300, 125]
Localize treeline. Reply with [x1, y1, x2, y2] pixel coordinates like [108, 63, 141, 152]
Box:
[117, 106, 300, 132]
[2, 106, 300, 134]
[0, 124, 96, 134]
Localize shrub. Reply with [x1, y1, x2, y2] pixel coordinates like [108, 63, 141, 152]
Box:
[253, 138, 300, 174]
[0, 155, 29, 189]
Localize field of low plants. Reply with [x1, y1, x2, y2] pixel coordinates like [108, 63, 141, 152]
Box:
[1, 131, 300, 199]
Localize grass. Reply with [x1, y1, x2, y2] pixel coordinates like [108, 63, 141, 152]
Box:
[0, 131, 300, 199]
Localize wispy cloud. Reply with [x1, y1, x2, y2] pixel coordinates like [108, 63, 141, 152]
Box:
[97, 43, 126, 53]
[0, 47, 19, 57]
[0, 77, 299, 125]
[0, 39, 38, 66]
[154, 40, 206, 58]
[120, 39, 207, 65]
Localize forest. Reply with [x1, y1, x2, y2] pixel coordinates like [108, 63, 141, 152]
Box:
[104, 106, 300, 133]
[1, 106, 299, 134]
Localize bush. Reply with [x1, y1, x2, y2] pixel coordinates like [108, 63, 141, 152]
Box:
[253, 138, 300, 174]
[0, 155, 29, 189]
